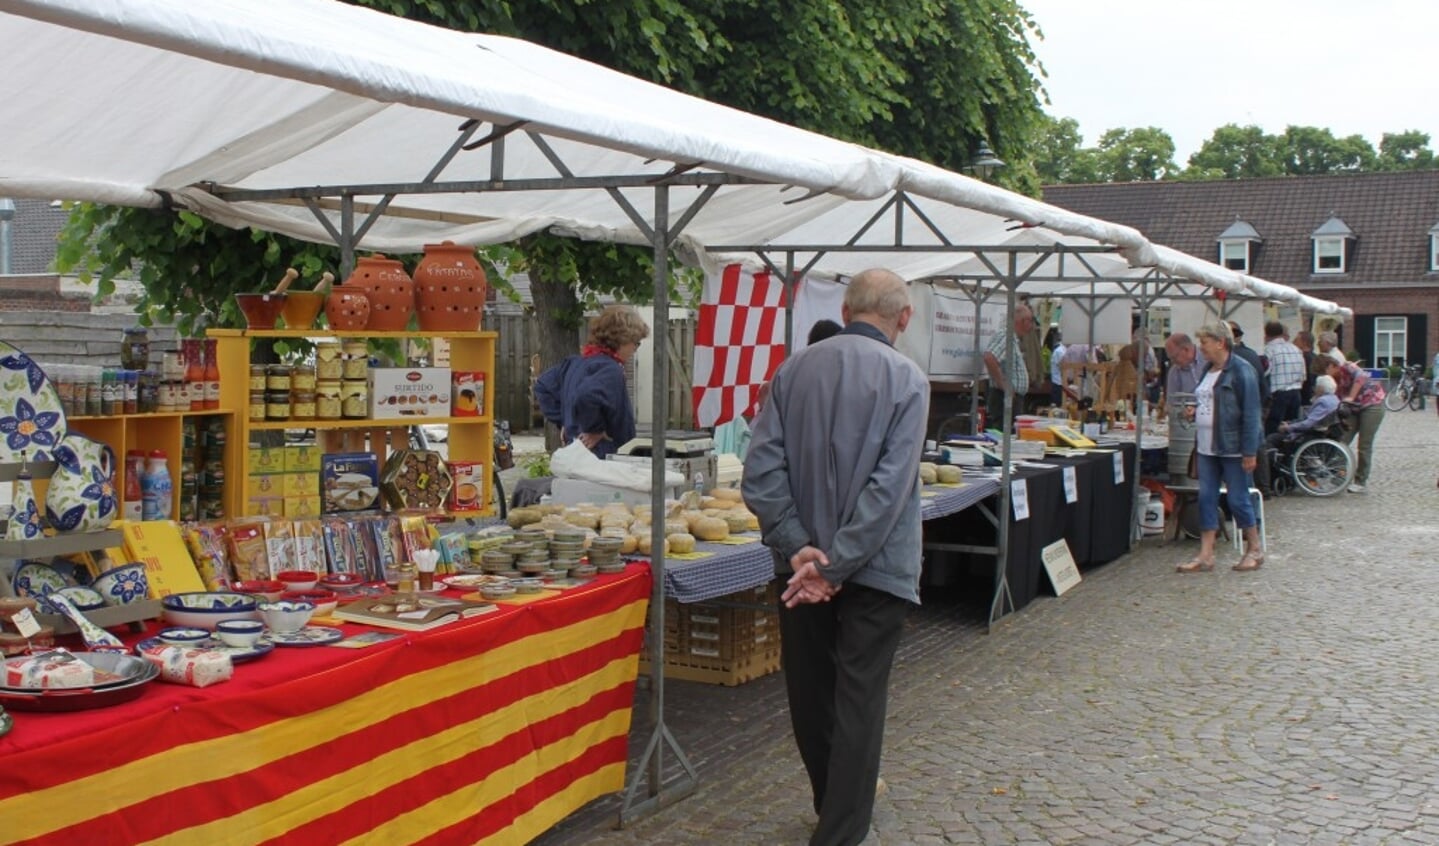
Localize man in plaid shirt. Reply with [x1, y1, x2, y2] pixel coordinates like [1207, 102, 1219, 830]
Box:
[1263, 320, 1306, 435]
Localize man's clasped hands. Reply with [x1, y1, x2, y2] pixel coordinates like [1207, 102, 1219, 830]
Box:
[780, 545, 841, 608]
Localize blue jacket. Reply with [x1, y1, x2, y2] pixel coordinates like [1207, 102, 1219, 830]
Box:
[1201, 353, 1262, 457]
[534, 353, 636, 457]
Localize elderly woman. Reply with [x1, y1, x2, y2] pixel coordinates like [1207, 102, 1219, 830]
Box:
[1178, 321, 1265, 573]
[1322, 350, 1386, 493]
[533, 304, 650, 457]
[1253, 374, 1340, 494]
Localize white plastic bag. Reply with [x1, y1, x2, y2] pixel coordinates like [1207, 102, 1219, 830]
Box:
[549, 441, 683, 491]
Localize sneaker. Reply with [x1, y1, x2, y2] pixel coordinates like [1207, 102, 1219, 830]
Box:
[1347, 483, 1366, 493]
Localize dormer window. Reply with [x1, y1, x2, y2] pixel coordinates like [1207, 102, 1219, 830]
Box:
[1217, 219, 1261, 273]
[1311, 215, 1353, 274]
[1429, 223, 1439, 271]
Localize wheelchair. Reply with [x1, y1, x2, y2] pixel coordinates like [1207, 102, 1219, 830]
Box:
[1263, 412, 1353, 497]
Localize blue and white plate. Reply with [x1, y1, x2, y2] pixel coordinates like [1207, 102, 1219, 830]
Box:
[267, 626, 345, 647]
[134, 636, 276, 664]
[0, 340, 67, 464]
[12, 562, 68, 603]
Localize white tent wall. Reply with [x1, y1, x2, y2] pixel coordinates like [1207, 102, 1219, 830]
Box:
[0, 0, 1355, 829]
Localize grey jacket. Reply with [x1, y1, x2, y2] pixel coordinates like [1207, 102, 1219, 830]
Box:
[742, 322, 929, 604]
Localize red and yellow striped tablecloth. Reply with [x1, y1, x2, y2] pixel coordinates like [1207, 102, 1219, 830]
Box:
[0, 565, 652, 845]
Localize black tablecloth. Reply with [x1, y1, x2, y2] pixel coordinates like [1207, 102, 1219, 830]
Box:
[921, 443, 1136, 613]
[921, 463, 1067, 611]
[1050, 442, 1138, 568]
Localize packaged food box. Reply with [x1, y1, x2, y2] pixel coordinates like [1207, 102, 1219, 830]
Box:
[321, 452, 381, 513]
[283, 444, 323, 473]
[368, 367, 450, 419]
[282, 472, 318, 497]
[284, 495, 323, 518]
[250, 474, 284, 496]
[247, 446, 286, 475]
[451, 371, 485, 417]
[380, 449, 452, 512]
[245, 495, 284, 517]
[447, 460, 484, 512]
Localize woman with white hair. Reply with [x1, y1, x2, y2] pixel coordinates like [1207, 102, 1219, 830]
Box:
[1253, 374, 1340, 495]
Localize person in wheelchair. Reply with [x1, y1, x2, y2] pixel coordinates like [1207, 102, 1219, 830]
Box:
[1254, 374, 1340, 495]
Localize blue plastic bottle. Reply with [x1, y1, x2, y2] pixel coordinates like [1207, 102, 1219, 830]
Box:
[140, 449, 173, 521]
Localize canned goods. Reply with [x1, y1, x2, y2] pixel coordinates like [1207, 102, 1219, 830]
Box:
[291, 364, 316, 392]
[265, 390, 291, 421]
[341, 380, 369, 419]
[265, 364, 292, 392]
[291, 390, 316, 421]
[249, 391, 267, 421]
[249, 365, 267, 392]
[316, 381, 342, 420]
[315, 341, 343, 381]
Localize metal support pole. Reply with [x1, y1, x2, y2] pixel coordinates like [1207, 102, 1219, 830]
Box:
[620, 183, 698, 826]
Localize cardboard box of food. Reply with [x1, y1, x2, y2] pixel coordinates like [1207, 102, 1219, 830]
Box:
[451, 371, 485, 417]
[284, 495, 323, 518]
[247, 446, 286, 475]
[282, 472, 318, 497]
[249, 474, 284, 496]
[321, 452, 381, 513]
[447, 460, 484, 512]
[368, 367, 451, 419]
[284, 444, 323, 473]
[245, 495, 284, 517]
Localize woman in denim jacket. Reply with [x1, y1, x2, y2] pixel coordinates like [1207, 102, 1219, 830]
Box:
[1178, 320, 1265, 573]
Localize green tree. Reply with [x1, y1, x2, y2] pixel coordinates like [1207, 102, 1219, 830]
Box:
[1184, 124, 1286, 179]
[57, 0, 1047, 374]
[1277, 125, 1375, 174]
[1095, 127, 1178, 182]
[1032, 115, 1103, 184]
[1376, 130, 1436, 171]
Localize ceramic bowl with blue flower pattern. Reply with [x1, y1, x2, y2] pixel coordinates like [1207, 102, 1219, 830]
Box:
[93, 563, 149, 606]
[161, 592, 259, 630]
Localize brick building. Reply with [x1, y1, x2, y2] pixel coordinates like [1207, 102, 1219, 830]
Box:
[1045, 172, 1439, 369]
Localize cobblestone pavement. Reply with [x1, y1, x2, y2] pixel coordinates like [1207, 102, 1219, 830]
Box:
[534, 407, 1439, 846]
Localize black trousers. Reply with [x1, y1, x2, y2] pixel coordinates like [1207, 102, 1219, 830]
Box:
[1265, 388, 1302, 435]
[777, 580, 908, 846]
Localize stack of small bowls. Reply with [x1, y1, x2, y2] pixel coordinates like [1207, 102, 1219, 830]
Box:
[480, 550, 516, 575]
[586, 536, 624, 575]
[549, 528, 586, 576]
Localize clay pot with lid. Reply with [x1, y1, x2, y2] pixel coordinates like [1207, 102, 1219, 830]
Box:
[324, 287, 370, 331]
[344, 255, 414, 332]
[413, 241, 488, 332]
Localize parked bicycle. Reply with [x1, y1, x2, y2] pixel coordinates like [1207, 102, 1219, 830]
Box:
[1383, 363, 1426, 412]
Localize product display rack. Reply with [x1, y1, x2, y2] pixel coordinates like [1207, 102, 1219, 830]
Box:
[0, 461, 161, 635]
[67, 410, 236, 521]
[210, 328, 497, 518]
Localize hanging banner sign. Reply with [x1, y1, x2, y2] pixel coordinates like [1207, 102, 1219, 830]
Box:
[925, 288, 1006, 379]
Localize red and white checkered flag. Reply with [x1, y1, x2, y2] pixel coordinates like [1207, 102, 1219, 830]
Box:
[692, 264, 789, 427]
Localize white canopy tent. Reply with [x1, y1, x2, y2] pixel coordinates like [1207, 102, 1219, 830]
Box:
[0, 0, 1351, 826]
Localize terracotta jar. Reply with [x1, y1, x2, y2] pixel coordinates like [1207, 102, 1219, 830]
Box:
[413, 241, 487, 332]
[324, 288, 370, 331]
[345, 254, 413, 332]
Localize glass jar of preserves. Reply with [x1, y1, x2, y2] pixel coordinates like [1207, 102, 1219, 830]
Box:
[249, 364, 267, 392]
[341, 380, 369, 419]
[120, 327, 150, 371]
[291, 364, 317, 392]
[341, 340, 369, 381]
[291, 390, 317, 421]
[265, 364, 292, 392]
[265, 390, 291, 421]
[315, 340, 343, 381]
[249, 391, 267, 421]
[316, 381, 342, 420]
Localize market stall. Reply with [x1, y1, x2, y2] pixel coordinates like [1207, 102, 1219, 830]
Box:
[0, 0, 1355, 828]
[0, 567, 650, 845]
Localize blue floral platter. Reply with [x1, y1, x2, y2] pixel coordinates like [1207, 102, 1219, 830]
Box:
[0, 340, 67, 465]
[161, 592, 258, 611]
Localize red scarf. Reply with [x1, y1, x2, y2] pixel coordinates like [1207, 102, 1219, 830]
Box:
[582, 344, 624, 364]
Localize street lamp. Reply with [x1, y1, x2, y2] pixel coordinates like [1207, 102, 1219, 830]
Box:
[965, 141, 1006, 182]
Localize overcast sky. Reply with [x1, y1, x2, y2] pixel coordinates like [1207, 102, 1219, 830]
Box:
[1022, 0, 1438, 162]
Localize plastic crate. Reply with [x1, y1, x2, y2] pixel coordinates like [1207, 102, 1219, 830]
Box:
[643, 582, 781, 685]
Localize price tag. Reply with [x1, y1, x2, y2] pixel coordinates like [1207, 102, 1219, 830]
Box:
[11, 607, 42, 639]
[1063, 466, 1078, 504]
[1010, 478, 1030, 521]
[1113, 452, 1126, 484]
